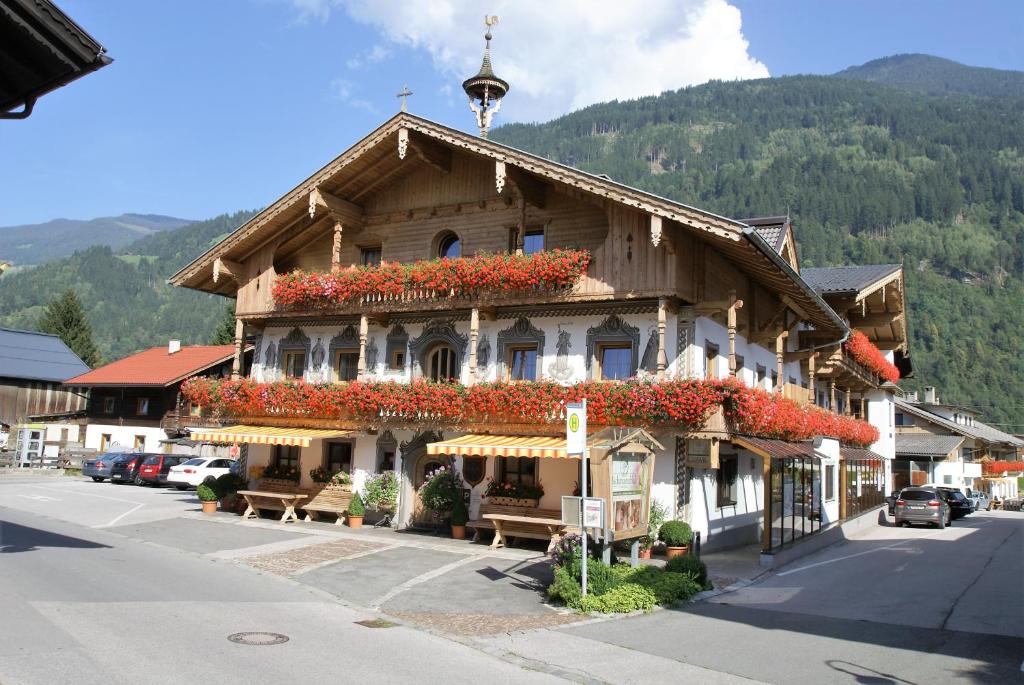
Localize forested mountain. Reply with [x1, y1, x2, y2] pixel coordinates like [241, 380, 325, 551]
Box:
[1, 57, 1021, 430]
[0, 211, 257, 363]
[491, 71, 1024, 431]
[835, 54, 1024, 99]
[0, 213, 191, 266]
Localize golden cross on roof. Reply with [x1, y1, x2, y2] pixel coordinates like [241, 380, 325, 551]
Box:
[397, 84, 413, 112]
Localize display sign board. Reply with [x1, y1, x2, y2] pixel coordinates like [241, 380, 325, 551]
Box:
[561, 495, 580, 526]
[582, 497, 604, 528]
[685, 437, 720, 469]
[566, 401, 587, 456]
[611, 453, 646, 533]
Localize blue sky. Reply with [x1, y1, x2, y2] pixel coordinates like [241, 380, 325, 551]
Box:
[0, 0, 1020, 228]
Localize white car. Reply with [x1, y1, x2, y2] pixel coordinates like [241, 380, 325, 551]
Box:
[967, 488, 991, 511]
[167, 457, 236, 490]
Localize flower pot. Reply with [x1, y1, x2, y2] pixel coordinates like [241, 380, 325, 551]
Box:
[200, 500, 218, 514]
[489, 497, 539, 507]
[664, 545, 688, 559]
[638, 547, 652, 560]
[451, 524, 466, 540]
[347, 515, 364, 529]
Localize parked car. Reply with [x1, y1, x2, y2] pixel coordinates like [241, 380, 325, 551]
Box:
[82, 453, 121, 482]
[137, 454, 190, 486]
[966, 488, 991, 511]
[166, 457, 236, 490]
[110, 453, 147, 484]
[893, 487, 952, 528]
[937, 487, 973, 519]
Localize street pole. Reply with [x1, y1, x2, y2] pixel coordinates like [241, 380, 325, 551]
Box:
[580, 398, 588, 597]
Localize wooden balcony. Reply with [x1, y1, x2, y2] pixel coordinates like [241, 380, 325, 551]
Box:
[781, 383, 812, 405]
[160, 410, 226, 434]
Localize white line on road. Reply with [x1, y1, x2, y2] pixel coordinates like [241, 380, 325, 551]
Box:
[17, 494, 61, 502]
[25, 484, 144, 506]
[368, 553, 492, 609]
[93, 503, 146, 528]
[777, 528, 950, 577]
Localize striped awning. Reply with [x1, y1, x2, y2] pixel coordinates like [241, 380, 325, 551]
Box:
[427, 434, 575, 460]
[189, 425, 353, 447]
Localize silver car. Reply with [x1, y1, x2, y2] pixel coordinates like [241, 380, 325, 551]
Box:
[894, 487, 951, 529]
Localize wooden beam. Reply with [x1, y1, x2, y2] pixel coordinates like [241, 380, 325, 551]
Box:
[350, 163, 409, 202]
[308, 187, 364, 223]
[507, 167, 547, 208]
[408, 132, 452, 174]
[213, 257, 243, 284]
[849, 311, 904, 329]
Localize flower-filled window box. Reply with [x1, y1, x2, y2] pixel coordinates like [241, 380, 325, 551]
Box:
[844, 331, 900, 384]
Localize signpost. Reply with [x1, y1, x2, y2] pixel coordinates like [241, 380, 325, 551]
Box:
[566, 400, 588, 595]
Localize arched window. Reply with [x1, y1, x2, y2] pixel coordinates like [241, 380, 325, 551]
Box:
[426, 344, 458, 382]
[438, 232, 461, 259]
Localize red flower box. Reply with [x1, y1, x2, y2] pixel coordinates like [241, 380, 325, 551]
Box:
[844, 331, 900, 384]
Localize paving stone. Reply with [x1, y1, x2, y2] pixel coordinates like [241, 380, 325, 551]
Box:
[240, 539, 386, 576]
[386, 611, 586, 636]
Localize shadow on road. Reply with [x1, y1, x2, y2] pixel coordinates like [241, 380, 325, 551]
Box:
[0, 519, 111, 554]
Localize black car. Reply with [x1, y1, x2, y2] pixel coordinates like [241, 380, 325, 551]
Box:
[937, 487, 973, 519]
[109, 453, 147, 484]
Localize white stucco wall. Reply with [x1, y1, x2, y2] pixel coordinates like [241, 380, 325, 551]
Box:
[83, 424, 168, 453]
[816, 437, 841, 524]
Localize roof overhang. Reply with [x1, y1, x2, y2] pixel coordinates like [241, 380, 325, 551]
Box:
[0, 0, 112, 117]
[189, 425, 354, 447]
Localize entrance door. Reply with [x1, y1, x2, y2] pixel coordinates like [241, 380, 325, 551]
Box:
[397, 430, 443, 528]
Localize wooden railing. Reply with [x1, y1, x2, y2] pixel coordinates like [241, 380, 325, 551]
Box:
[781, 383, 812, 406]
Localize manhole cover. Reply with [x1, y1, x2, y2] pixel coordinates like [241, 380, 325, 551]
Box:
[227, 632, 290, 646]
[355, 619, 397, 629]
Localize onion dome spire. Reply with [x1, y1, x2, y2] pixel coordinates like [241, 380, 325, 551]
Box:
[462, 15, 509, 138]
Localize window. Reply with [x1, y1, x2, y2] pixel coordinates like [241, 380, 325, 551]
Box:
[189, 402, 202, 417]
[390, 348, 405, 370]
[378, 449, 395, 471]
[426, 344, 458, 382]
[102, 396, 115, 413]
[60, 428, 69, 442]
[756, 365, 767, 387]
[942, 475, 953, 485]
[735, 355, 745, 377]
[100, 433, 112, 451]
[333, 348, 359, 382]
[961, 447, 972, 461]
[136, 397, 149, 415]
[133, 435, 145, 450]
[506, 345, 538, 381]
[771, 370, 779, 389]
[283, 350, 306, 379]
[438, 233, 461, 259]
[597, 343, 632, 380]
[325, 442, 352, 474]
[716, 455, 738, 507]
[523, 229, 544, 254]
[360, 246, 382, 267]
[704, 343, 719, 379]
[825, 465, 835, 500]
[273, 445, 300, 470]
[499, 456, 537, 486]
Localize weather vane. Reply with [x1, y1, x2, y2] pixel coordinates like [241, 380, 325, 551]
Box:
[462, 14, 508, 137]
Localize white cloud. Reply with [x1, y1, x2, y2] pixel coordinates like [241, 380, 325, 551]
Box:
[307, 0, 769, 122]
[329, 77, 376, 113]
[346, 44, 391, 70]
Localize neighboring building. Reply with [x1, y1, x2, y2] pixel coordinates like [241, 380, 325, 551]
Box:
[62, 342, 247, 454]
[0, 327, 89, 465]
[0, 0, 112, 119]
[894, 386, 1024, 498]
[168, 32, 908, 558]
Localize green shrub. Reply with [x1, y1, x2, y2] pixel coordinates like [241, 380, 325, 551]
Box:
[348, 492, 365, 516]
[644, 569, 701, 604]
[450, 497, 468, 526]
[548, 557, 704, 614]
[658, 520, 693, 547]
[213, 473, 245, 498]
[363, 471, 399, 509]
[196, 483, 218, 502]
[579, 583, 657, 613]
[548, 566, 582, 605]
[418, 465, 463, 514]
[665, 554, 708, 586]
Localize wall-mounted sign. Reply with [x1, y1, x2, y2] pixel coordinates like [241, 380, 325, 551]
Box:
[686, 438, 720, 469]
[566, 401, 586, 456]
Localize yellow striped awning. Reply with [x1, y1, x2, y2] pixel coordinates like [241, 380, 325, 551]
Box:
[189, 425, 353, 448]
[427, 434, 575, 460]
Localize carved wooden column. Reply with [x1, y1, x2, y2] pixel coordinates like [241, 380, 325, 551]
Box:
[657, 297, 668, 381]
[829, 381, 837, 412]
[357, 314, 368, 377]
[468, 307, 480, 385]
[331, 221, 343, 273]
[808, 351, 817, 400]
[727, 291, 742, 377]
[514, 199, 526, 254]
[845, 388, 853, 416]
[231, 318, 245, 380]
[775, 332, 786, 392]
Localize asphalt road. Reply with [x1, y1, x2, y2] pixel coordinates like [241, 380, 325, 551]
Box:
[0, 504, 562, 685]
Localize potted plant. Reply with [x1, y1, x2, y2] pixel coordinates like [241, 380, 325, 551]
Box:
[197, 483, 218, 514]
[214, 473, 246, 514]
[347, 492, 365, 528]
[483, 479, 544, 507]
[450, 496, 468, 539]
[658, 520, 693, 559]
[363, 471, 399, 524]
[419, 465, 465, 522]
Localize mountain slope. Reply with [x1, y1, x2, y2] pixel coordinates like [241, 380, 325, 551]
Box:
[834, 54, 1024, 99]
[0, 210, 258, 363]
[0, 213, 192, 266]
[491, 74, 1024, 431]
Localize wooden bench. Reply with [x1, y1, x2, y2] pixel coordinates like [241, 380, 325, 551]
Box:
[238, 479, 308, 523]
[299, 484, 354, 525]
[468, 504, 566, 552]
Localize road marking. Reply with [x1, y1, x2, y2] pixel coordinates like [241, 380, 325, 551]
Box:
[368, 553, 492, 609]
[777, 528, 950, 577]
[17, 494, 61, 502]
[25, 484, 143, 506]
[93, 503, 146, 528]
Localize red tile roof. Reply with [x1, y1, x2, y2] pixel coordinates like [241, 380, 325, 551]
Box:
[64, 345, 236, 387]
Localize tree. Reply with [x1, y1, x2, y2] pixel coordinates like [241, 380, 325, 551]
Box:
[38, 289, 101, 367]
[210, 301, 236, 345]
